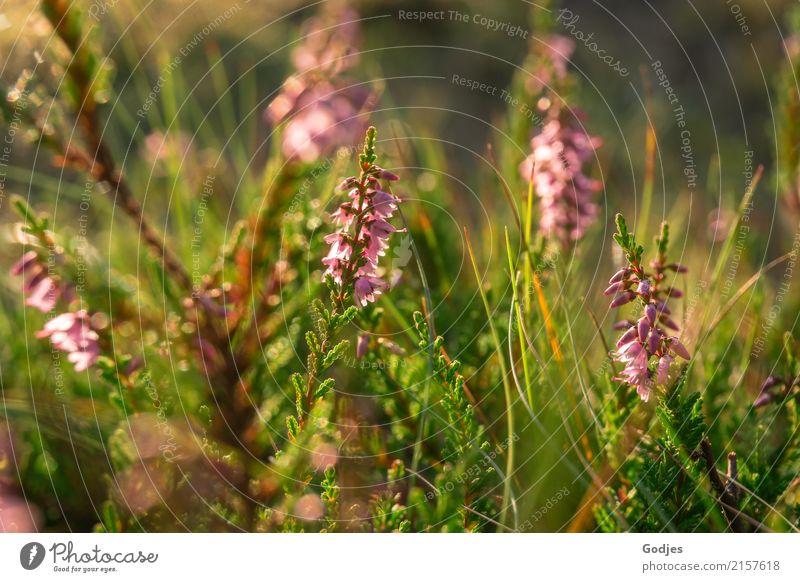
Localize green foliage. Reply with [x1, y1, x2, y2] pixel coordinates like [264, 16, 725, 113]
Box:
[613, 213, 644, 269]
[320, 465, 340, 532]
[1, 0, 799, 536]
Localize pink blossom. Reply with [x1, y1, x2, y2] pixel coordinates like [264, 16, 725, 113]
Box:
[656, 354, 674, 386]
[356, 334, 369, 359]
[36, 310, 100, 372]
[265, 8, 375, 163]
[10, 250, 61, 313]
[753, 376, 786, 408]
[323, 153, 403, 312]
[10, 250, 38, 276]
[524, 35, 576, 95]
[353, 276, 388, 307]
[519, 110, 602, 246]
[607, 229, 689, 401]
[25, 276, 59, 312]
[330, 203, 355, 227]
[614, 346, 651, 402]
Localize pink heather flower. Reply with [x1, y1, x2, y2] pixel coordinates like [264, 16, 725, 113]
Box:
[330, 203, 355, 227]
[656, 354, 674, 386]
[10, 250, 37, 275]
[753, 376, 792, 408]
[354, 276, 388, 307]
[323, 130, 403, 313]
[35, 310, 100, 372]
[274, 83, 375, 162]
[524, 34, 576, 96]
[356, 334, 369, 359]
[519, 109, 602, 246]
[10, 250, 61, 313]
[607, 222, 689, 401]
[291, 7, 362, 76]
[613, 336, 651, 401]
[143, 131, 191, 165]
[265, 8, 375, 163]
[26, 276, 59, 312]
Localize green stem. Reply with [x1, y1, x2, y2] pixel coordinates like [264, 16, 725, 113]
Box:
[505, 228, 534, 409]
[465, 227, 515, 529]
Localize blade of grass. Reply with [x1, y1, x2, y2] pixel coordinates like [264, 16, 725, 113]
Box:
[464, 226, 515, 528]
[505, 227, 533, 409]
[635, 65, 657, 240]
[523, 163, 535, 313]
[710, 165, 764, 286]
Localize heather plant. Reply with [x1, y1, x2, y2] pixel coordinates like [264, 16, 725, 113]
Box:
[606, 215, 690, 402]
[1, 0, 799, 537]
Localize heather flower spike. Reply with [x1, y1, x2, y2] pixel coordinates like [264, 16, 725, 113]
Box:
[323, 126, 404, 309]
[11, 250, 62, 313]
[265, 7, 375, 163]
[519, 108, 602, 246]
[36, 310, 100, 372]
[608, 215, 689, 402]
[10, 245, 99, 372]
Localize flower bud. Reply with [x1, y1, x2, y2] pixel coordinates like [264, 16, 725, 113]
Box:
[670, 338, 690, 360]
[609, 291, 636, 308]
[637, 317, 651, 342]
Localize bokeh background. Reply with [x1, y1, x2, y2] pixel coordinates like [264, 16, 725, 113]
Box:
[1, 0, 799, 533]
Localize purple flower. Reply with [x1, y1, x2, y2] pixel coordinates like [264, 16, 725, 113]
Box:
[609, 291, 636, 308]
[354, 276, 387, 307]
[36, 310, 100, 372]
[523, 34, 576, 96]
[753, 376, 786, 408]
[356, 334, 370, 359]
[607, 221, 689, 401]
[519, 109, 602, 246]
[656, 354, 674, 386]
[10, 250, 62, 313]
[322, 127, 403, 313]
[669, 338, 691, 361]
[613, 345, 651, 402]
[265, 8, 375, 163]
[10, 250, 38, 276]
[26, 276, 59, 312]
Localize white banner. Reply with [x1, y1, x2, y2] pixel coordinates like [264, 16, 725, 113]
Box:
[0, 533, 798, 580]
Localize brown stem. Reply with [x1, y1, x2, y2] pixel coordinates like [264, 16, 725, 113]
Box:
[87, 128, 192, 291]
[700, 438, 743, 532]
[45, 0, 192, 293]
